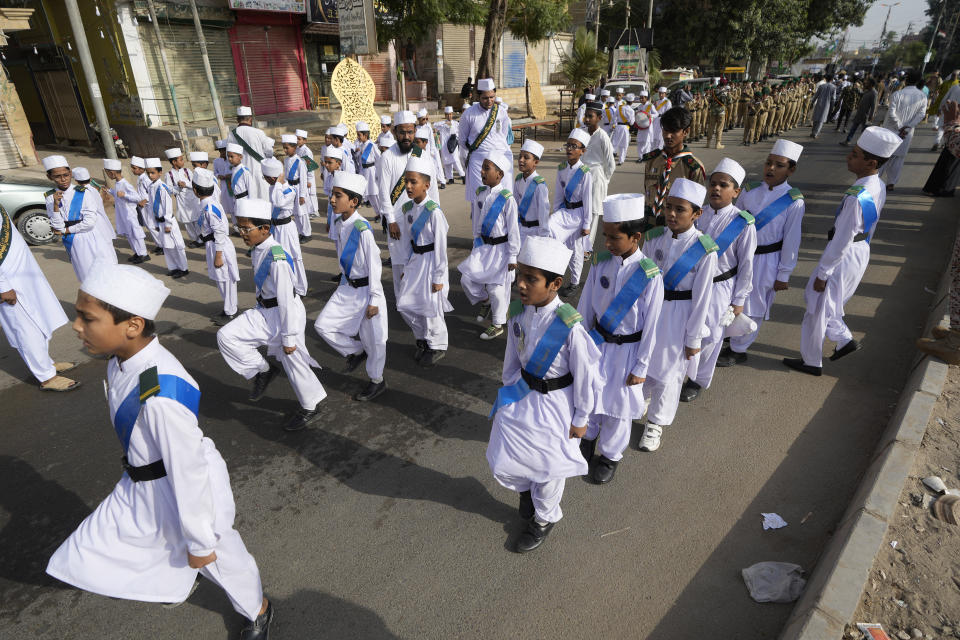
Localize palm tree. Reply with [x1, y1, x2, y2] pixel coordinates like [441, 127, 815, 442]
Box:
[560, 27, 608, 124]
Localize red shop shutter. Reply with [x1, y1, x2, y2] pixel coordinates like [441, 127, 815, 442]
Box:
[231, 24, 306, 114]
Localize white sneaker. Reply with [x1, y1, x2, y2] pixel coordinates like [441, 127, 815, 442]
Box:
[639, 423, 663, 452]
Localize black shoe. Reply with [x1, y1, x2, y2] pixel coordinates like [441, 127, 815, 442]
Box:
[166, 270, 178, 277]
[249, 365, 279, 402]
[420, 349, 446, 367]
[211, 311, 237, 326]
[126, 253, 138, 263]
[829, 339, 862, 361]
[679, 379, 702, 402]
[579, 437, 596, 463]
[438, 183, 446, 189]
[460, 176, 466, 185]
[299, 234, 312, 243]
[782, 357, 822, 376]
[171, 269, 188, 279]
[447, 179, 456, 185]
[413, 339, 427, 362]
[344, 351, 367, 373]
[715, 346, 746, 368]
[383, 257, 392, 267]
[188, 240, 204, 249]
[240, 599, 273, 640]
[283, 406, 320, 432]
[153, 246, 164, 255]
[590, 455, 618, 484]
[518, 490, 534, 520]
[354, 379, 386, 402]
[515, 519, 555, 553]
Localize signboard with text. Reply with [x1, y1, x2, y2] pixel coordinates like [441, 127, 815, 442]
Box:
[337, 0, 378, 55]
[229, 0, 305, 13]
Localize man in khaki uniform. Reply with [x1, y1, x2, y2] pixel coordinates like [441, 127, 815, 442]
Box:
[755, 86, 772, 143]
[737, 83, 753, 129]
[742, 89, 762, 146]
[705, 86, 729, 149]
[640, 107, 707, 227]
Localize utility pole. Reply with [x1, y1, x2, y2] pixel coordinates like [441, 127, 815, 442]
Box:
[145, 0, 191, 152]
[873, 2, 900, 74]
[922, 0, 947, 76]
[188, 0, 227, 138]
[937, 3, 960, 73]
[64, 0, 116, 159]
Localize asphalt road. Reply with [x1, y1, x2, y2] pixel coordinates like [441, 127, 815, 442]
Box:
[0, 119, 954, 640]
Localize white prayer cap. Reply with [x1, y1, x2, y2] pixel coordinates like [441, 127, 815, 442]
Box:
[462, 101, 471, 108]
[600, 89, 611, 97]
[518, 235, 572, 276]
[130, 156, 146, 168]
[225, 143, 243, 155]
[237, 106, 253, 116]
[42, 155, 69, 171]
[323, 145, 343, 161]
[103, 158, 122, 171]
[192, 167, 215, 189]
[235, 198, 272, 221]
[405, 155, 434, 176]
[82, 263, 170, 320]
[145, 157, 163, 169]
[658, 86, 667, 92]
[415, 125, 432, 140]
[444, 106, 454, 114]
[214, 139, 227, 149]
[495, 97, 503, 104]
[417, 108, 428, 118]
[380, 115, 392, 125]
[295, 129, 309, 138]
[710, 158, 746, 187]
[626, 93, 636, 101]
[585, 93, 596, 100]
[484, 152, 512, 176]
[477, 78, 495, 92]
[770, 139, 803, 162]
[378, 132, 395, 147]
[568, 128, 591, 147]
[164, 147, 183, 160]
[603, 193, 645, 223]
[281, 134, 298, 144]
[857, 126, 902, 158]
[72, 167, 90, 181]
[334, 124, 349, 137]
[615, 86, 625, 93]
[189, 151, 208, 162]
[356, 120, 370, 132]
[669, 177, 707, 208]
[331, 171, 367, 195]
[520, 139, 544, 158]
[260, 157, 283, 178]
[325, 126, 338, 136]
[639, 90, 649, 97]
[394, 110, 417, 125]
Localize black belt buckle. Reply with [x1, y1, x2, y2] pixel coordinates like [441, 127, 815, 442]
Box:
[564, 200, 583, 209]
[348, 277, 370, 288]
[520, 369, 574, 394]
[482, 235, 508, 246]
[234, 191, 248, 199]
[200, 233, 215, 243]
[410, 242, 435, 254]
[519, 219, 539, 228]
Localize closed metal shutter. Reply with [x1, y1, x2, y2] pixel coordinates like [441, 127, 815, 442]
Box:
[0, 108, 22, 170]
[231, 24, 306, 115]
[138, 22, 239, 124]
[32, 70, 88, 142]
[501, 35, 525, 88]
[441, 25, 470, 94]
[361, 51, 393, 102]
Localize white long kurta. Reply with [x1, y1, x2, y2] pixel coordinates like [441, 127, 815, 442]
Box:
[375, 145, 440, 268]
[283, 154, 310, 224]
[458, 102, 513, 202]
[296, 144, 318, 215]
[268, 182, 308, 296]
[610, 104, 636, 161]
[147, 180, 188, 274]
[85, 186, 118, 243]
[227, 125, 274, 200]
[514, 171, 552, 242]
[47, 185, 118, 283]
[435, 119, 465, 178]
[396, 199, 452, 318]
[581, 127, 616, 239]
[634, 102, 658, 157]
[47, 338, 263, 619]
[197, 196, 239, 283]
[355, 139, 381, 202]
[111, 178, 145, 243]
[165, 167, 194, 225]
[487, 296, 602, 483]
[880, 86, 929, 186]
[458, 184, 520, 286]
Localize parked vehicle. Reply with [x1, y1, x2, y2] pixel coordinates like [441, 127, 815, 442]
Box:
[604, 79, 649, 98]
[0, 175, 55, 246]
[88, 121, 129, 159]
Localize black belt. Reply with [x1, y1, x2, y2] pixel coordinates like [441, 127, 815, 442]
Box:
[64, 219, 81, 228]
[713, 266, 738, 283]
[595, 324, 643, 344]
[288, 179, 300, 185]
[345, 276, 369, 288]
[271, 217, 293, 226]
[154, 216, 165, 223]
[564, 200, 583, 209]
[827, 227, 868, 243]
[234, 191, 248, 199]
[755, 240, 783, 255]
[520, 369, 574, 394]
[411, 241, 435, 254]
[122, 455, 167, 482]
[257, 293, 299, 308]
[664, 289, 693, 301]
[362, 162, 376, 169]
[199, 232, 215, 243]
[519, 218, 540, 228]
[480, 235, 508, 246]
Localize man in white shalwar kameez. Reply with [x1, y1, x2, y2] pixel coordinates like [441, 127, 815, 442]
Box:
[435, 106, 465, 183]
[634, 91, 658, 158]
[104, 158, 149, 263]
[193, 168, 240, 324]
[880, 72, 929, 189]
[458, 78, 514, 203]
[580, 103, 616, 247]
[295, 129, 320, 217]
[48, 263, 273, 639]
[227, 106, 273, 200]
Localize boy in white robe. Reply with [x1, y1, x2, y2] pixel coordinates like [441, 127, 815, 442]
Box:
[71, 167, 117, 245]
[104, 158, 149, 264]
[395, 156, 452, 367]
[132, 156, 162, 254]
[577, 193, 663, 484]
[217, 199, 326, 432]
[514, 139, 551, 242]
[189, 151, 220, 202]
[322, 145, 346, 264]
[581, 102, 616, 248]
[611, 96, 636, 165]
[193, 168, 240, 325]
[487, 235, 602, 553]
[213, 140, 235, 221]
[314, 173, 389, 401]
[354, 121, 381, 210]
[327, 126, 356, 174]
[44, 156, 117, 284]
[435, 106, 465, 183]
[295, 129, 320, 217]
[281, 134, 312, 243]
[640, 178, 718, 452]
[417, 110, 446, 190]
[547, 128, 594, 294]
[720, 140, 805, 366]
[457, 153, 520, 340]
[47, 263, 272, 639]
[634, 91, 658, 159]
[164, 148, 199, 246]
[0, 203, 79, 391]
[146, 158, 189, 279]
[682, 159, 756, 402]
[783, 127, 900, 375]
[226, 143, 252, 208]
[262, 157, 308, 297]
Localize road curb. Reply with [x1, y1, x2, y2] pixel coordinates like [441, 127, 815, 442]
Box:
[779, 252, 953, 640]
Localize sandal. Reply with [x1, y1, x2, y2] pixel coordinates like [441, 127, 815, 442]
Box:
[54, 362, 76, 373]
[40, 376, 81, 392]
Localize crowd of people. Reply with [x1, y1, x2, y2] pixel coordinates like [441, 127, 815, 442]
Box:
[0, 70, 930, 639]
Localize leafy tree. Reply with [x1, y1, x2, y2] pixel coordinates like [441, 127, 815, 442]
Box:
[475, 0, 568, 83]
[375, 0, 485, 46]
[559, 27, 608, 112]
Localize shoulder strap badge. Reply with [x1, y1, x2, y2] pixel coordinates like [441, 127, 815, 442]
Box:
[556, 303, 583, 328]
[533, 175, 546, 184]
[789, 187, 804, 200]
[270, 244, 287, 261]
[743, 181, 761, 192]
[353, 219, 370, 232]
[558, 162, 567, 170]
[402, 201, 414, 212]
[424, 200, 439, 211]
[738, 210, 756, 224]
[843, 185, 863, 197]
[499, 189, 512, 199]
[507, 299, 524, 319]
[138, 366, 161, 402]
[644, 225, 666, 241]
[639, 257, 661, 278]
[592, 250, 612, 265]
[699, 234, 719, 253]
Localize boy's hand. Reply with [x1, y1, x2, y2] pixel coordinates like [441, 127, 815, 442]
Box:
[117, 190, 126, 198]
[214, 253, 224, 269]
[138, 199, 148, 206]
[813, 277, 827, 292]
[165, 226, 172, 233]
[432, 283, 443, 292]
[569, 424, 587, 439]
[300, 197, 305, 205]
[508, 263, 517, 271]
[732, 304, 744, 316]
[178, 180, 187, 188]
[389, 222, 401, 239]
[283, 345, 297, 355]
[684, 346, 700, 360]
[53, 191, 63, 206]
[626, 374, 644, 386]
[580, 228, 590, 236]
[366, 305, 379, 318]
[187, 551, 217, 569]
[1, 289, 17, 305]
[773, 280, 789, 291]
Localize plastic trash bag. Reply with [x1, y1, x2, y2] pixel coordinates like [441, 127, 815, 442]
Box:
[741, 561, 806, 603]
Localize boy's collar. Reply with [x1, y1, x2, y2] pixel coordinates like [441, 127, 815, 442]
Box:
[115, 336, 160, 370]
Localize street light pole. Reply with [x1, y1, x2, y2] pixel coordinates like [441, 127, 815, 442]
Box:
[145, 0, 191, 152]
[188, 0, 227, 139]
[873, 2, 900, 74]
[63, 0, 116, 159]
[922, 0, 946, 77]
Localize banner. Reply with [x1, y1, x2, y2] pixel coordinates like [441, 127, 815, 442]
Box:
[337, 0, 378, 55]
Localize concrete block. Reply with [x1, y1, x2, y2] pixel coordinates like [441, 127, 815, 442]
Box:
[861, 443, 918, 520]
[877, 391, 937, 451]
[780, 606, 844, 640]
[913, 357, 949, 398]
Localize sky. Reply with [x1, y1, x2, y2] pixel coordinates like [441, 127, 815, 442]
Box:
[844, 1, 932, 48]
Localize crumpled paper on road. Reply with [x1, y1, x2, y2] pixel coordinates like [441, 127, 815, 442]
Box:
[741, 562, 806, 603]
[761, 512, 788, 530]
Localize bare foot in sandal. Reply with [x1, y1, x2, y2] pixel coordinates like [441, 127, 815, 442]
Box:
[54, 362, 76, 373]
[40, 375, 81, 392]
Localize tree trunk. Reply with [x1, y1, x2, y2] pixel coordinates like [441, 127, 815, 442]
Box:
[476, 0, 509, 83]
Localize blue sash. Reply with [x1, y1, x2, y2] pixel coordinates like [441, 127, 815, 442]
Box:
[360, 142, 375, 165]
[712, 212, 751, 256]
[152, 185, 164, 219]
[752, 191, 794, 231]
[490, 313, 574, 417]
[339, 220, 372, 278]
[253, 247, 294, 291]
[517, 178, 541, 222]
[62, 189, 85, 253]
[286, 157, 300, 182]
[410, 204, 432, 244]
[231, 168, 247, 194]
[563, 166, 587, 204]
[206, 203, 224, 220]
[589, 265, 657, 346]
[847, 187, 878, 244]
[112, 375, 200, 453]
[473, 191, 509, 249]
[272, 187, 295, 220]
[663, 238, 713, 291]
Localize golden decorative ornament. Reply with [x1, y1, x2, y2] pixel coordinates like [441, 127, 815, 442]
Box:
[525, 56, 547, 120]
[331, 58, 379, 142]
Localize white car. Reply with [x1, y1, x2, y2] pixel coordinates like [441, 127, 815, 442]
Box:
[603, 80, 649, 98]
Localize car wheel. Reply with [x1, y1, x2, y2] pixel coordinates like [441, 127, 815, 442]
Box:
[16, 208, 55, 246]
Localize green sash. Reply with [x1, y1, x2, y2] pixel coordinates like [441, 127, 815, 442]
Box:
[231, 127, 264, 163]
[468, 102, 500, 155]
[0, 206, 12, 269]
[390, 173, 406, 205]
